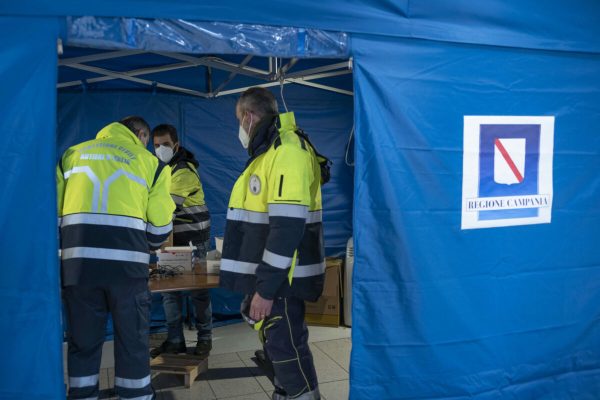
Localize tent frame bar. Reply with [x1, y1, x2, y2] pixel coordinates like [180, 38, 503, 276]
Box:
[64, 62, 209, 97]
[215, 70, 352, 97]
[154, 52, 271, 79]
[58, 61, 199, 89]
[212, 55, 255, 97]
[285, 61, 349, 79]
[277, 57, 299, 79]
[58, 50, 146, 65]
[58, 50, 352, 97]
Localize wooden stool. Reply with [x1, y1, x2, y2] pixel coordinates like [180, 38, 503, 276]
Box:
[150, 354, 208, 388]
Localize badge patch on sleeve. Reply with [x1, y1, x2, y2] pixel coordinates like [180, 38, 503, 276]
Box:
[249, 175, 262, 195]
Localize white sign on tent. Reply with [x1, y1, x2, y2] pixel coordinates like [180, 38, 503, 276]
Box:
[461, 115, 555, 229]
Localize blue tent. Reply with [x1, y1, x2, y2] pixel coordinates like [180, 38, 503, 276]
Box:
[1, 2, 599, 399]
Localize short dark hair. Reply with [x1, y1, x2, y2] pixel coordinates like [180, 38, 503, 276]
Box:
[120, 116, 150, 137]
[237, 87, 278, 118]
[152, 124, 179, 144]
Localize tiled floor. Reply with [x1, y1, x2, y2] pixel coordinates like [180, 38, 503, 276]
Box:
[64, 323, 351, 400]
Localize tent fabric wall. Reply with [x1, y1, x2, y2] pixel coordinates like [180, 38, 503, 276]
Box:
[351, 34, 600, 399]
[2, 1, 599, 53]
[0, 17, 65, 400]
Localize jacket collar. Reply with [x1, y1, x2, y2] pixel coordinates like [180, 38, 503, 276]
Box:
[246, 112, 297, 167]
[96, 122, 143, 146]
[246, 115, 278, 165]
[170, 145, 199, 169]
[278, 111, 296, 132]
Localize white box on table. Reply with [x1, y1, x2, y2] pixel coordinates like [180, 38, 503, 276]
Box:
[205, 250, 221, 275]
[157, 245, 194, 272]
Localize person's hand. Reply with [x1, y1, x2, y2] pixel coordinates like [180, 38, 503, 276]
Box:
[250, 292, 273, 321]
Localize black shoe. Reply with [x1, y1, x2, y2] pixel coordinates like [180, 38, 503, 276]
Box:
[150, 340, 187, 358]
[193, 340, 212, 358]
[255, 349, 266, 363]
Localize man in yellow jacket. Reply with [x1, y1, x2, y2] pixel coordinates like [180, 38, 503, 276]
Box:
[57, 116, 175, 400]
[220, 88, 325, 400]
[150, 124, 213, 358]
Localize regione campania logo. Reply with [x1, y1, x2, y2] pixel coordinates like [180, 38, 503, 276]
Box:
[461, 116, 555, 229]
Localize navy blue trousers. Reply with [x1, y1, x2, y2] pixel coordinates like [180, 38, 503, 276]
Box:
[64, 279, 153, 400]
[262, 297, 319, 399]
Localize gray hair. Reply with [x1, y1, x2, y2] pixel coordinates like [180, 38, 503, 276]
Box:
[237, 87, 278, 118]
[120, 115, 150, 138]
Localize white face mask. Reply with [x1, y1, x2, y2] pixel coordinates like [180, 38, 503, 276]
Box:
[238, 113, 253, 149]
[155, 145, 174, 163]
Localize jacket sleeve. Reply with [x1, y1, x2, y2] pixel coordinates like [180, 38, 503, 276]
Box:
[56, 162, 65, 225]
[57, 152, 71, 245]
[146, 162, 176, 250]
[255, 145, 314, 300]
[170, 167, 200, 210]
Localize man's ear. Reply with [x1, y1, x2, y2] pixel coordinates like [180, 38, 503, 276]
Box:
[140, 132, 149, 146]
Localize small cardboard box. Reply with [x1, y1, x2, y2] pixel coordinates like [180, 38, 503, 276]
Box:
[305, 258, 343, 327]
[206, 250, 221, 275]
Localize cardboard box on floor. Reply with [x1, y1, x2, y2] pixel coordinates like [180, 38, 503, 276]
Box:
[305, 258, 343, 327]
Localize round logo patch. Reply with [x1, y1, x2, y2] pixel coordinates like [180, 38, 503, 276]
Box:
[249, 175, 262, 195]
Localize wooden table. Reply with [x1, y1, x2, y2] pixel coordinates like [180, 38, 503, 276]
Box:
[149, 271, 219, 293]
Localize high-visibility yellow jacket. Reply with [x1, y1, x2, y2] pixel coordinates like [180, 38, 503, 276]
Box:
[57, 122, 175, 286]
[168, 147, 211, 246]
[220, 112, 325, 301]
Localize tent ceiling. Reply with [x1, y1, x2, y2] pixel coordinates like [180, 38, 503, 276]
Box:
[58, 46, 353, 98]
